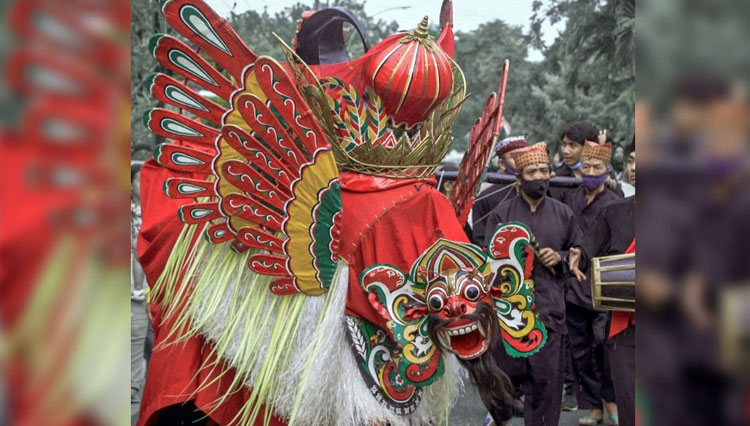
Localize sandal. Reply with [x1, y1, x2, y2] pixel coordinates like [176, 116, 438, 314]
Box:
[578, 413, 603, 425]
[608, 414, 619, 425]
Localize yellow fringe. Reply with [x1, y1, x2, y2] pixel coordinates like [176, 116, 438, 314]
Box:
[151, 222, 346, 426]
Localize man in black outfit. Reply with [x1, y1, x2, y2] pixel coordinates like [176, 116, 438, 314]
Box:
[561, 141, 622, 425]
[484, 142, 581, 426]
[471, 136, 527, 246]
[572, 194, 635, 426]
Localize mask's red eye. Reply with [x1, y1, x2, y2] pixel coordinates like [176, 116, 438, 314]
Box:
[464, 284, 481, 301]
[428, 294, 444, 311]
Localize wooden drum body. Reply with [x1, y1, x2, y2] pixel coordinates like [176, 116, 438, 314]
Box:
[591, 253, 635, 312]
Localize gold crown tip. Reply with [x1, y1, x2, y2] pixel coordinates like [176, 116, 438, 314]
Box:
[414, 16, 430, 38]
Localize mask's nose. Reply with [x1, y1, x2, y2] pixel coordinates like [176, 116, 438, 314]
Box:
[444, 297, 468, 317]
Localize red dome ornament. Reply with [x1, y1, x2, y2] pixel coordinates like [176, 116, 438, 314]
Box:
[364, 16, 455, 131]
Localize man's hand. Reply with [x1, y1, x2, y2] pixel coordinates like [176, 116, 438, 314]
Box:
[598, 129, 608, 144]
[568, 247, 587, 282]
[538, 247, 562, 268]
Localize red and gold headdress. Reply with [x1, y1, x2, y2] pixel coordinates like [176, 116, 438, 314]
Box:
[282, 17, 466, 178]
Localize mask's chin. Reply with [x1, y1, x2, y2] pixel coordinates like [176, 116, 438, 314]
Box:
[435, 318, 490, 360]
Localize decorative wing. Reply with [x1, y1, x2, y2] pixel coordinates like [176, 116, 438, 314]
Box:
[145, 0, 342, 296]
[486, 222, 548, 357]
[449, 59, 509, 224]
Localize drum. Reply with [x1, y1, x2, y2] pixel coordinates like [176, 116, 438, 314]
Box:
[590, 253, 635, 312]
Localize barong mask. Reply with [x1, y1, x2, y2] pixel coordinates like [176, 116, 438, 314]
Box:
[352, 223, 547, 408]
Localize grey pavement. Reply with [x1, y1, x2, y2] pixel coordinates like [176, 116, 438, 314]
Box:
[449, 382, 616, 426]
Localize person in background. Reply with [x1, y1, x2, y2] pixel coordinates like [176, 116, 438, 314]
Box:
[572, 200, 635, 426]
[470, 136, 527, 246]
[437, 163, 459, 195]
[551, 121, 598, 201]
[553, 150, 564, 169]
[552, 120, 597, 409]
[556, 121, 598, 178]
[131, 163, 149, 425]
[611, 144, 625, 176]
[561, 142, 621, 426]
[484, 142, 580, 426]
[619, 141, 636, 197]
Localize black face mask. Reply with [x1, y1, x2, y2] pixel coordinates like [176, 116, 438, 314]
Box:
[520, 178, 549, 199]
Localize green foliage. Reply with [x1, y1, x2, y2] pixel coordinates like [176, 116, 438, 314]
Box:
[130, 0, 634, 161]
[523, 0, 635, 155]
[226, 0, 400, 59]
[131, 0, 168, 160]
[452, 20, 533, 151]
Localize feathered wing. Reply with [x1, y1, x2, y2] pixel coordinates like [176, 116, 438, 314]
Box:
[146, 3, 341, 296]
[449, 59, 509, 224]
[141, 1, 347, 425]
[486, 222, 548, 357]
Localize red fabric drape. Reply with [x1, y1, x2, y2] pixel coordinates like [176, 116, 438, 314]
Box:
[338, 171, 468, 329]
[136, 159, 285, 426]
[136, 167, 467, 426]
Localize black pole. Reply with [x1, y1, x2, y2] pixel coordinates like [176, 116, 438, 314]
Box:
[436, 171, 582, 187]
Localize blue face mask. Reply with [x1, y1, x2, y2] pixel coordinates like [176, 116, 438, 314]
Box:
[570, 161, 582, 171]
[581, 172, 607, 191]
[502, 159, 517, 176]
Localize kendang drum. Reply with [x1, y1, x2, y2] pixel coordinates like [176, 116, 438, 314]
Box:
[591, 253, 635, 312]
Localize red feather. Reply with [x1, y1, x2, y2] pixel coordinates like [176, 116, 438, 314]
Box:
[161, 0, 257, 82]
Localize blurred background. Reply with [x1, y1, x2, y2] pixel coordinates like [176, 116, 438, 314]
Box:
[636, 0, 750, 425]
[0, 0, 130, 425]
[0, 0, 748, 425]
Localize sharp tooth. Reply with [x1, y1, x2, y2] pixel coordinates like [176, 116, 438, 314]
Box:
[438, 331, 450, 348]
[478, 323, 486, 337]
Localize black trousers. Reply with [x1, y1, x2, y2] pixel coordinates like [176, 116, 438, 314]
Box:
[495, 329, 565, 426]
[607, 324, 635, 426]
[564, 334, 576, 397]
[566, 303, 616, 409]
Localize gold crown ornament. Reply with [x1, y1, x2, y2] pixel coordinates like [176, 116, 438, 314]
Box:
[277, 17, 467, 179]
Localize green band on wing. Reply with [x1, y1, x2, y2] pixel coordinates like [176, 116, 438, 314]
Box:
[312, 181, 341, 290]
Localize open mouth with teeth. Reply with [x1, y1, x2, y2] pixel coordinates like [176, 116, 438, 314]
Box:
[435, 319, 490, 360]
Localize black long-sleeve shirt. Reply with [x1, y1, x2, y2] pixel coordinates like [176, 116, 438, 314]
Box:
[578, 196, 635, 267]
[471, 183, 518, 247]
[562, 186, 623, 308]
[484, 195, 580, 333]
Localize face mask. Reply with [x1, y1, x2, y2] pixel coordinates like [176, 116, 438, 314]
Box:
[704, 156, 742, 179]
[502, 159, 516, 176]
[570, 161, 582, 171]
[520, 178, 549, 199]
[581, 172, 607, 191]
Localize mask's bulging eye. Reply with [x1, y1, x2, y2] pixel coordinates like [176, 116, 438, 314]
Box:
[428, 294, 444, 311]
[464, 284, 481, 301]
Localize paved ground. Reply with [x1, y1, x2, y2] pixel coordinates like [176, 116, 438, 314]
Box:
[131, 366, 612, 426]
[449, 382, 616, 426]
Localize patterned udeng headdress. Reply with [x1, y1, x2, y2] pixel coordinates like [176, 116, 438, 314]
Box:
[512, 142, 549, 172]
[582, 140, 612, 163]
